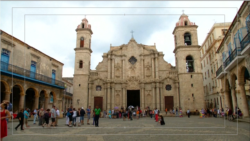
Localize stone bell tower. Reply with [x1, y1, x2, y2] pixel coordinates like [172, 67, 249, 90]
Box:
[73, 18, 93, 109]
[172, 14, 204, 111]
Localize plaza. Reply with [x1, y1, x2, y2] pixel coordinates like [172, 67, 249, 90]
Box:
[5, 116, 250, 141]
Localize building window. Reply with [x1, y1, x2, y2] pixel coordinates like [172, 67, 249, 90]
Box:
[129, 56, 137, 65]
[52, 69, 56, 84]
[201, 63, 203, 69]
[80, 37, 84, 47]
[191, 84, 193, 87]
[186, 55, 194, 72]
[82, 23, 84, 28]
[1, 49, 10, 71]
[30, 61, 37, 78]
[184, 32, 192, 45]
[191, 75, 192, 78]
[184, 21, 188, 26]
[96, 86, 102, 91]
[222, 29, 227, 35]
[79, 60, 83, 68]
[174, 35, 177, 46]
[165, 85, 172, 91]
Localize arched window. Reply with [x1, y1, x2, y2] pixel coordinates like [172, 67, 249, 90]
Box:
[80, 37, 84, 47]
[82, 23, 84, 28]
[79, 60, 83, 68]
[96, 86, 102, 91]
[184, 21, 188, 26]
[184, 33, 191, 45]
[186, 55, 194, 72]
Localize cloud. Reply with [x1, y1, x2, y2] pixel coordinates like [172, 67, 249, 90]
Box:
[0, 1, 243, 78]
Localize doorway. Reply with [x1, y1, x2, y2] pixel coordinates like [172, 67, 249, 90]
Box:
[127, 90, 140, 108]
[165, 96, 174, 110]
[94, 97, 103, 111]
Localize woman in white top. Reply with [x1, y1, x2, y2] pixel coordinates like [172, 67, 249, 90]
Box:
[72, 108, 77, 126]
[65, 108, 69, 126]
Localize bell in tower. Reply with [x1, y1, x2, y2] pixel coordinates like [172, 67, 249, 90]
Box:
[184, 33, 191, 45]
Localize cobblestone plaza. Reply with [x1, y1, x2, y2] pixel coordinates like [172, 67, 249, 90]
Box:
[5, 116, 250, 141]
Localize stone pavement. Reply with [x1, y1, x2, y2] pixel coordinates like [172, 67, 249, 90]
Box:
[4, 116, 250, 141]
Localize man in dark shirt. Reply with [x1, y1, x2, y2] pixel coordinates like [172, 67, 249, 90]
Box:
[68, 106, 73, 126]
[15, 109, 24, 130]
[80, 107, 85, 125]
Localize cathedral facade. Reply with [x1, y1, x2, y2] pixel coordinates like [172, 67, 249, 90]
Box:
[72, 14, 204, 112]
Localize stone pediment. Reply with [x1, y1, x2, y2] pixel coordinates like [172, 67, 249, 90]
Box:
[89, 77, 106, 83]
[159, 76, 178, 83]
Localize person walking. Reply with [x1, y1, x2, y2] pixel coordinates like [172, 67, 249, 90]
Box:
[55, 108, 60, 126]
[23, 108, 30, 128]
[76, 108, 81, 126]
[80, 107, 85, 125]
[15, 109, 24, 130]
[39, 108, 44, 126]
[94, 106, 101, 127]
[72, 108, 77, 126]
[87, 106, 91, 125]
[187, 109, 190, 118]
[50, 106, 56, 127]
[42, 109, 50, 128]
[154, 108, 159, 122]
[33, 108, 38, 124]
[0, 101, 11, 140]
[165, 108, 168, 115]
[175, 108, 178, 117]
[68, 106, 73, 127]
[65, 108, 69, 126]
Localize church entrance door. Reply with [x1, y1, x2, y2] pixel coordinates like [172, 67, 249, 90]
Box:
[165, 96, 174, 110]
[94, 97, 103, 111]
[127, 90, 140, 108]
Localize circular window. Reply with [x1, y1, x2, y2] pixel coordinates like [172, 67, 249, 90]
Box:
[166, 85, 172, 91]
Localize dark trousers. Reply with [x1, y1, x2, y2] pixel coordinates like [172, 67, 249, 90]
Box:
[150, 114, 152, 118]
[15, 120, 23, 130]
[188, 113, 190, 118]
[94, 115, 100, 126]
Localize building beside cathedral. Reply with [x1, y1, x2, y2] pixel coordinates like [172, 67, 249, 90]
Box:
[71, 14, 205, 113]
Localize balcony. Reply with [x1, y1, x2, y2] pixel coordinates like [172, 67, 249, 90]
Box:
[64, 92, 73, 97]
[240, 32, 250, 55]
[216, 65, 227, 79]
[223, 47, 245, 71]
[0, 61, 64, 89]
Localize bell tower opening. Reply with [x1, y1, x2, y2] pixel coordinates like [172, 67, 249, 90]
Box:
[184, 33, 192, 45]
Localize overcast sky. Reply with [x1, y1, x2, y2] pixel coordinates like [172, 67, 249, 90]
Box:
[0, 1, 243, 77]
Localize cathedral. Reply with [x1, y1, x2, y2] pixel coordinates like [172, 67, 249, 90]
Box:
[72, 14, 205, 113]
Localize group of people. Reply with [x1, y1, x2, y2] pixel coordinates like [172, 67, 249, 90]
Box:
[65, 105, 101, 127]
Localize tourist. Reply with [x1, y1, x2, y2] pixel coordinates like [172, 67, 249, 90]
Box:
[87, 106, 91, 125]
[108, 109, 112, 119]
[103, 110, 107, 118]
[94, 106, 101, 127]
[172, 109, 175, 115]
[128, 110, 133, 120]
[158, 115, 165, 125]
[0, 101, 11, 140]
[136, 110, 139, 119]
[50, 106, 56, 127]
[92, 109, 95, 125]
[15, 108, 24, 131]
[187, 109, 190, 118]
[80, 107, 85, 125]
[76, 108, 81, 126]
[179, 108, 183, 117]
[72, 108, 77, 126]
[42, 109, 50, 128]
[55, 107, 60, 126]
[123, 109, 127, 121]
[154, 108, 159, 122]
[149, 110, 153, 118]
[175, 108, 178, 117]
[66, 108, 69, 126]
[33, 108, 38, 124]
[221, 108, 224, 118]
[24, 108, 30, 128]
[217, 108, 220, 118]
[165, 108, 168, 114]
[68, 106, 73, 127]
[39, 108, 44, 126]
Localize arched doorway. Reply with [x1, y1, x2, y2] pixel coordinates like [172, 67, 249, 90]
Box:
[10, 85, 22, 112]
[238, 67, 250, 116]
[39, 90, 46, 109]
[25, 88, 36, 110]
[225, 79, 233, 110]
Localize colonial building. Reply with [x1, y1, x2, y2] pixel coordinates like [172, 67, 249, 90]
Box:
[0, 30, 65, 115]
[72, 14, 205, 113]
[200, 22, 231, 109]
[216, 1, 250, 117]
[62, 77, 73, 111]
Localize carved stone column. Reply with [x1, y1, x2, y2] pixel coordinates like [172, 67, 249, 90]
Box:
[111, 83, 115, 109]
[156, 83, 160, 109]
[107, 83, 111, 110]
[112, 57, 115, 79]
[88, 83, 93, 108]
[239, 83, 249, 117]
[33, 95, 39, 110]
[44, 94, 49, 110]
[140, 83, 145, 108]
[152, 83, 155, 108]
[176, 82, 179, 108]
[19, 92, 25, 110]
[122, 84, 126, 107]
[160, 83, 164, 111]
[4, 91, 11, 101]
[155, 53, 159, 79]
[231, 86, 237, 113]
[122, 59, 124, 80]
[151, 55, 155, 79]
[140, 57, 144, 80]
[108, 56, 111, 79]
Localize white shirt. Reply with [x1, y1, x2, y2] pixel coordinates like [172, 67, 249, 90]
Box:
[34, 109, 37, 115]
[56, 110, 60, 116]
[217, 109, 220, 114]
[154, 109, 158, 114]
[73, 111, 77, 117]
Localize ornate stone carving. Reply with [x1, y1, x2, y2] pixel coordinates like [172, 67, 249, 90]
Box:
[126, 76, 140, 90]
[114, 63, 121, 78]
[145, 62, 151, 77]
[129, 64, 136, 76]
[115, 94, 120, 106]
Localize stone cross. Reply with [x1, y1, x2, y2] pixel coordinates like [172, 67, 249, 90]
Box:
[131, 30, 134, 38]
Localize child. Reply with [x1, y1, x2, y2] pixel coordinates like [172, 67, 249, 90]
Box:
[92, 110, 95, 125]
[158, 115, 165, 125]
[179, 109, 183, 117]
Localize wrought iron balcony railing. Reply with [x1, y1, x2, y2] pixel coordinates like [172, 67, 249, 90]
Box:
[223, 47, 241, 69]
[65, 92, 73, 97]
[216, 65, 223, 77]
[240, 31, 250, 51]
[0, 61, 64, 87]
